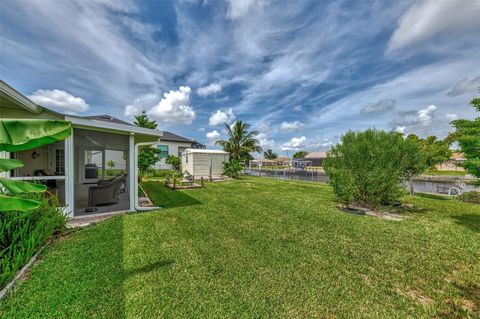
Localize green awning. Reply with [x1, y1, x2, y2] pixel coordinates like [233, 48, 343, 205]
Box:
[0, 119, 72, 152]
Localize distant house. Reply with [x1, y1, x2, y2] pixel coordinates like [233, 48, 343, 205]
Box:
[436, 152, 465, 171]
[292, 151, 327, 167]
[275, 157, 291, 165]
[251, 157, 290, 167]
[154, 132, 205, 170]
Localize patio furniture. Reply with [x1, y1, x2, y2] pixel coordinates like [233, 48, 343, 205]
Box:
[87, 175, 125, 207]
[85, 164, 99, 179]
[181, 172, 194, 186]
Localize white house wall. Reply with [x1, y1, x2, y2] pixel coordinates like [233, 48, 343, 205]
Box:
[154, 141, 192, 170]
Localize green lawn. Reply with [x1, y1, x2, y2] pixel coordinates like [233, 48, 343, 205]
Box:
[1, 177, 479, 318]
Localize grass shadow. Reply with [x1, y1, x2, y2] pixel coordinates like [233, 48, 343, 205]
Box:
[141, 181, 202, 208]
[126, 260, 174, 278]
[452, 214, 480, 233]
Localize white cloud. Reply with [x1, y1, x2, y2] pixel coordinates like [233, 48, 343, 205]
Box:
[282, 136, 307, 150]
[388, 0, 480, 52]
[417, 105, 436, 126]
[446, 113, 458, 120]
[447, 76, 480, 97]
[209, 108, 236, 126]
[226, 0, 267, 20]
[124, 99, 143, 117]
[394, 126, 406, 134]
[197, 83, 222, 97]
[360, 99, 396, 114]
[293, 105, 303, 112]
[3, 0, 168, 106]
[206, 129, 220, 140]
[28, 89, 89, 113]
[256, 121, 271, 133]
[256, 133, 275, 150]
[280, 120, 305, 132]
[148, 86, 196, 124]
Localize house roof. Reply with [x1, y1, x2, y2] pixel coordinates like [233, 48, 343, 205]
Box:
[161, 131, 195, 143]
[452, 152, 465, 161]
[83, 115, 133, 126]
[305, 151, 327, 159]
[276, 157, 290, 162]
[255, 158, 277, 163]
[83, 115, 196, 143]
[65, 115, 163, 137]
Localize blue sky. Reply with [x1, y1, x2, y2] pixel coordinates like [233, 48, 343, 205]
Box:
[1, 0, 479, 155]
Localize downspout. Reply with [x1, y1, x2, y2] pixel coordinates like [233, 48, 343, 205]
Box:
[134, 141, 161, 211]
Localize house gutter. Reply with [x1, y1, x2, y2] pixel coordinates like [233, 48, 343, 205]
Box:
[134, 141, 161, 211]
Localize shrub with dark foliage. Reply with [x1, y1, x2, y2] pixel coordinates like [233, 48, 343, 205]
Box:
[323, 129, 425, 209]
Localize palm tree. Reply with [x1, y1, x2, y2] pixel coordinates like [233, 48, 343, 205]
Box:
[216, 121, 263, 161]
[263, 149, 278, 160]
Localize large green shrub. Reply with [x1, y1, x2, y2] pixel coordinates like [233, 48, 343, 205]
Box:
[0, 193, 66, 289]
[223, 160, 243, 179]
[457, 191, 480, 204]
[323, 129, 424, 209]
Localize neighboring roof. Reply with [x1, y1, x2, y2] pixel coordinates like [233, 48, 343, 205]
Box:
[83, 115, 133, 126]
[452, 152, 465, 161]
[161, 131, 195, 143]
[305, 151, 327, 159]
[184, 149, 228, 154]
[255, 158, 277, 163]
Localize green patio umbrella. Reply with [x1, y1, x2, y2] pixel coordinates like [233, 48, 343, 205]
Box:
[0, 119, 72, 211]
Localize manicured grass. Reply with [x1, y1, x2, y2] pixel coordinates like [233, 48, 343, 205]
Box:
[1, 177, 479, 318]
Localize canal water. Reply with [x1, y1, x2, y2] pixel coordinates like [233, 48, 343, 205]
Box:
[244, 169, 478, 195]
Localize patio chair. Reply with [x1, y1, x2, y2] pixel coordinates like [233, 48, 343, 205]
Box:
[87, 174, 125, 207]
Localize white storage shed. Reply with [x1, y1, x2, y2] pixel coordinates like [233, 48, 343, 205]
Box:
[181, 149, 229, 179]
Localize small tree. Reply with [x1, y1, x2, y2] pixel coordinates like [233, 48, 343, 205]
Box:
[134, 111, 157, 129]
[401, 138, 428, 195]
[406, 134, 452, 170]
[293, 150, 308, 158]
[137, 147, 160, 180]
[263, 149, 278, 160]
[450, 96, 480, 185]
[323, 129, 423, 210]
[223, 160, 243, 179]
[166, 155, 181, 171]
[215, 121, 262, 161]
[134, 112, 160, 181]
